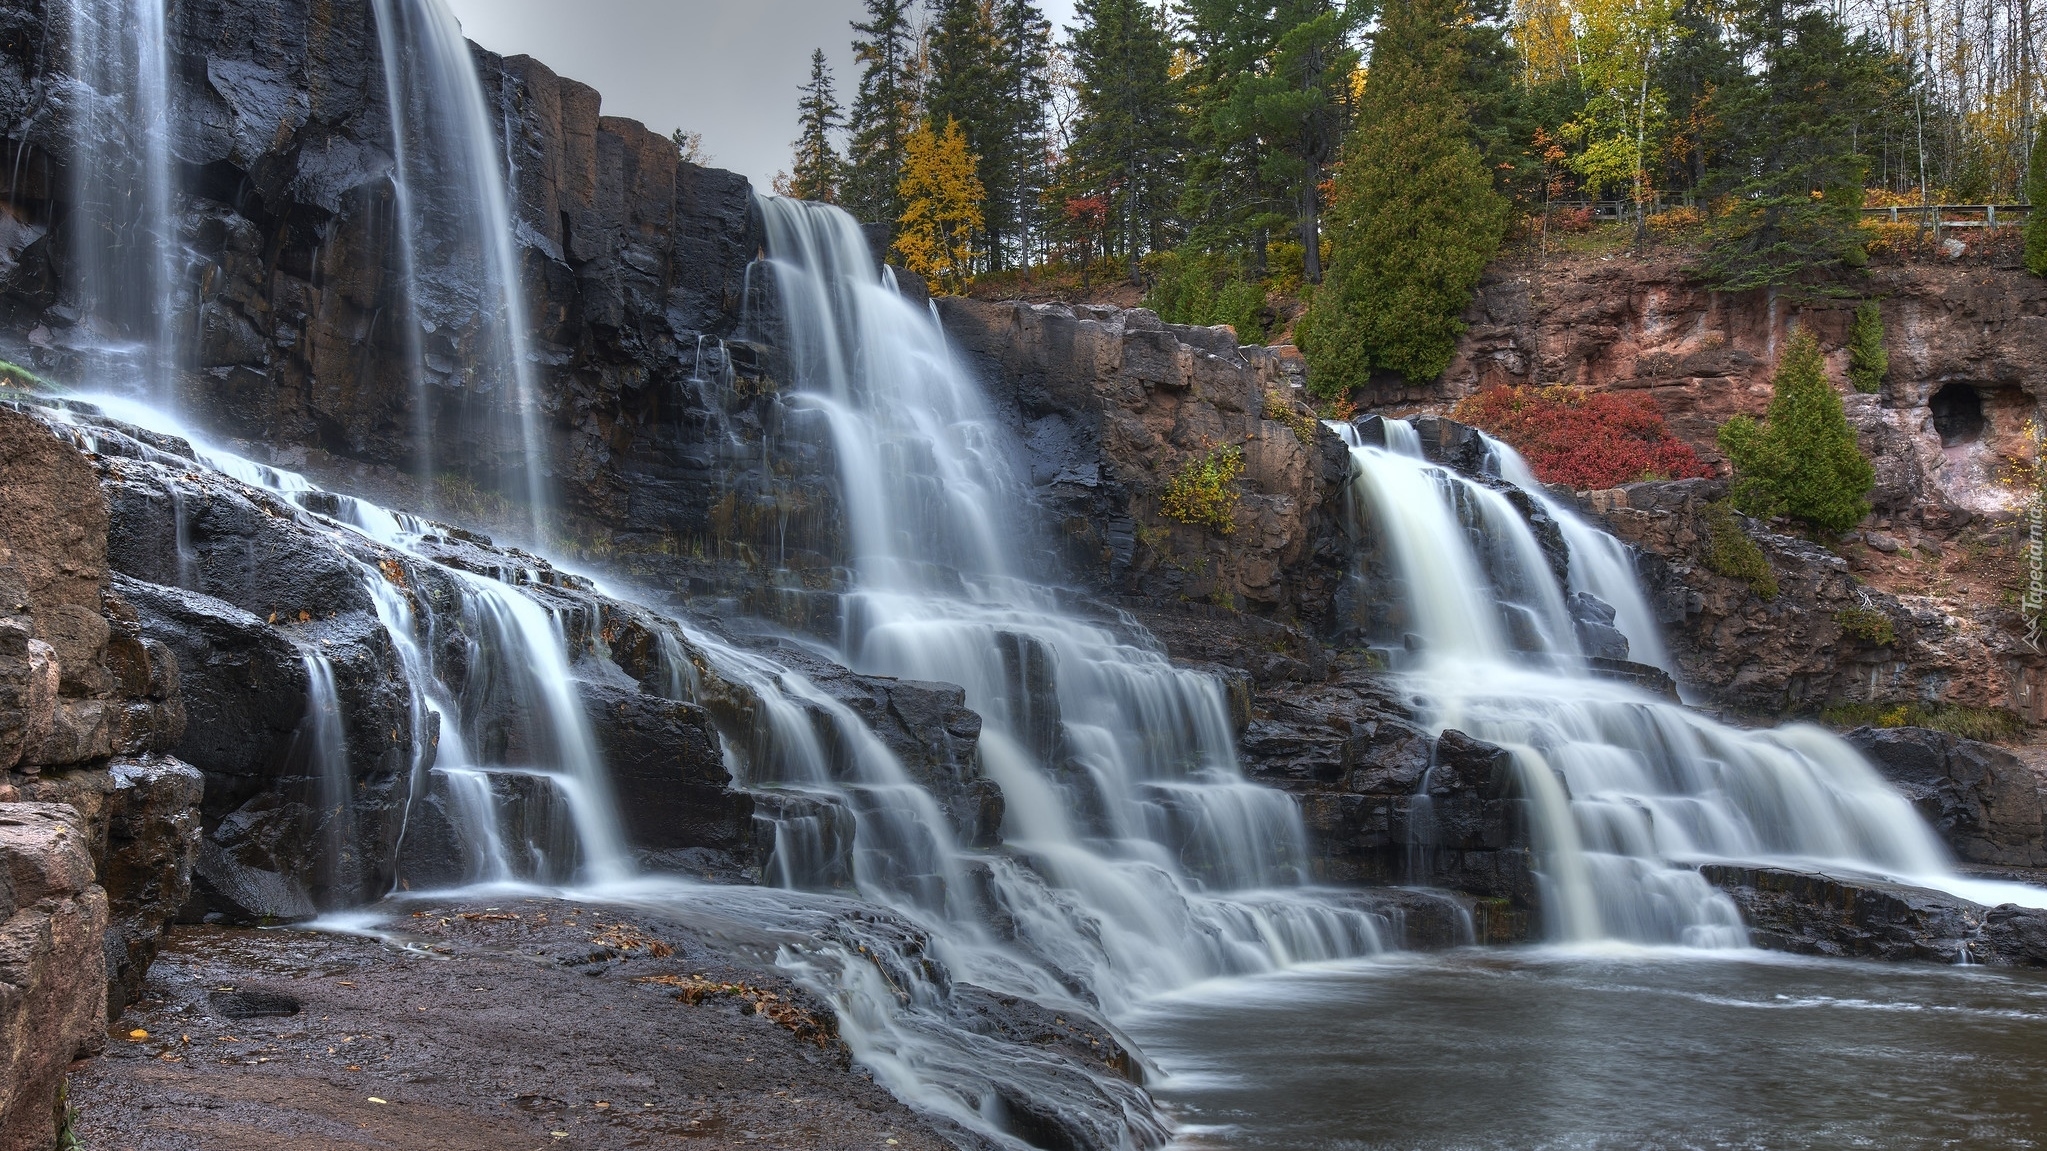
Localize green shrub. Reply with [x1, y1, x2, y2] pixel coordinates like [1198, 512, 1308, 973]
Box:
[1717, 330, 1874, 534]
[1834, 603, 1896, 646]
[1263, 388, 1319, 446]
[1159, 445, 1245, 534]
[1701, 499, 1779, 600]
[1847, 302, 1887, 394]
[1819, 701, 2025, 745]
[1144, 250, 1267, 342]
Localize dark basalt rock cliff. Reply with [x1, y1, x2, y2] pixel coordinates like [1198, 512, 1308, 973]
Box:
[0, 0, 839, 605]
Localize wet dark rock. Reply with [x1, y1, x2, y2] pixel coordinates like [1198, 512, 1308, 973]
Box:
[1409, 414, 1491, 476]
[1586, 657, 1680, 700]
[1844, 726, 2047, 869]
[113, 576, 305, 794]
[1696, 863, 2047, 965]
[1569, 592, 1630, 661]
[580, 680, 753, 866]
[1979, 904, 2047, 966]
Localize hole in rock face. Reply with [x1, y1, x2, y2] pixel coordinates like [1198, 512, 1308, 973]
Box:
[208, 989, 302, 1019]
[1930, 385, 1985, 447]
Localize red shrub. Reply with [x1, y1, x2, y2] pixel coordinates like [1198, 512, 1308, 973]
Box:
[1452, 385, 1712, 490]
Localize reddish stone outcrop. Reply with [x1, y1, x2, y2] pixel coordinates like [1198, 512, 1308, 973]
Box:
[1426, 251, 2045, 522]
[0, 803, 108, 1151]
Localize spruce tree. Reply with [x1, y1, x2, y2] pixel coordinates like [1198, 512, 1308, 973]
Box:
[990, 0, 1052, 269]
[1695, 0, 1891, 292]
[1846, 301, 1887, 394]
[1180, 0, 1362, 284]
[925, 0, 1005, 268]
[1068, 0, 1183, 281]
[1717, 330, 1874, 534]
[2026, 135, 2047, 277]
[1296, 0, 1506, 394]
[844, 0, 921, 226]
[789, 50, 844, 204]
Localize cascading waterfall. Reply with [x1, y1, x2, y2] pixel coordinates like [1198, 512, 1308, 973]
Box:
[60, 0, 178, 406]
[369, 0, 552, 546]
[42, 393, 628, 897]
[712, 199, 1388, 1137]
[295, 652, 355, 898]
[1333, 417, 2044, 945]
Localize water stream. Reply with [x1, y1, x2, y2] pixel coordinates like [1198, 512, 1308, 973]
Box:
[27, 5, 2047, 1145]
[60, 0, 178, 405]
[1332, 418, 2047, 942]
[370, 0, 552, 546]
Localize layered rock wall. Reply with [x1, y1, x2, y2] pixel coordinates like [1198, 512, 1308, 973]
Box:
[0, 804, 107, 1151]
[1433, 251, 2045, 524]
[940, 299, 1351, 628]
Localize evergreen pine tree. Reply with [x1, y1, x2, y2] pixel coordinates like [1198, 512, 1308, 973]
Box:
[895, 117, 987, 293]
[790, 49, 844, 204]
[844, 0, 922, 226]
[2026, 135, 2047, 277]
[1717, 330, 1874, 533]
[1180, 0, 1362, 284]
[1296, 0, 1506, 394]
[1847, 301, 1887, 394]
[925, 0, 1005, 268]
[1068, 0, 1183, 282]
[1696, 0, 1892, 291]
[989, 0, 1052, 269]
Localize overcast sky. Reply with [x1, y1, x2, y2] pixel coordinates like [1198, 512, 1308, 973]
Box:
[443, 0, 1079, 193]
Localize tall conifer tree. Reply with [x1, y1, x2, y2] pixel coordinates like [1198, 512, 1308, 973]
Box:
[845, 0, 922, 226]
[1297, 0, 1505, 392]
[790, 49, 844, 204]
[990, 0, 1053, 268]
[1068, 0, 1183, 281]
[1696, 0, 1892, 291]
[926, 0, 1005, 266]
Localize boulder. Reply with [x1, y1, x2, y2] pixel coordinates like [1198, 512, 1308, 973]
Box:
[580, 680, 754, 864]
[0, 803, 109, 1151]
[1698, 863, 2047, 966]
[1844, 726, 2047, 869]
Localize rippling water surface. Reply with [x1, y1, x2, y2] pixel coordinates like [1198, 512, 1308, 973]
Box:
[1124, 950, 2047, 1150]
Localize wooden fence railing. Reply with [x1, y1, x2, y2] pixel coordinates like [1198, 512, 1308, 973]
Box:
[1542, 199, 2035, 229]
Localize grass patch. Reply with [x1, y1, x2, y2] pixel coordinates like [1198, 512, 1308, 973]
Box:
[1263, 388, 1319, 447]
[1834, 604, 1896, 646]
[1701, 499, 1778, 600]
[1819, 701, 2026, 744]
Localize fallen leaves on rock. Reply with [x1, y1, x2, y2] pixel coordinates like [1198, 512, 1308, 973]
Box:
[632, 974, 837, 1048]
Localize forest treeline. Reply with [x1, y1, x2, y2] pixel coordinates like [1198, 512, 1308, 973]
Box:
[756, 0, 2046, 400]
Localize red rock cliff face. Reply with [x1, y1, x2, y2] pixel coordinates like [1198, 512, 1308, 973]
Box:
[1426, 251, 2046, 521]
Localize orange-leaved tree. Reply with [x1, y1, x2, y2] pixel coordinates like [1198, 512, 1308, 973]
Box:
[893, 117, 985, 294]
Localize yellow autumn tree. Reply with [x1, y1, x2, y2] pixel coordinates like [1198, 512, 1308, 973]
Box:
[893, 117, 984, 294]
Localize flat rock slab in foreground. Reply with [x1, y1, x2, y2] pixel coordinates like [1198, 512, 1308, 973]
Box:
[1701, 864, 2047, 966]
[70, 902, 963, 1151]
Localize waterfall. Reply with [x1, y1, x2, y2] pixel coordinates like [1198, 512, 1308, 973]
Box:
[60, 0, 178, 406]
[295, 652, 355, 900]
[1332, 416, 2042, 944]
[369, 0, 552, 547]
